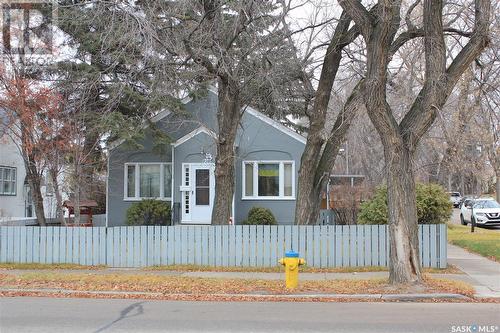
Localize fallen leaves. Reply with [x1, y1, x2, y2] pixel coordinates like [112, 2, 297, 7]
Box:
[0, 271, 474, 300]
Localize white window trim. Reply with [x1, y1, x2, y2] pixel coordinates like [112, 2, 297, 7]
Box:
[123, 162, 172, 201]
[242, 160, 295, 200]
[0, 166, 17, 196]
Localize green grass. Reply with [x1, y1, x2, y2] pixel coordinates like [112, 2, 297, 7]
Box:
[447, 224, 500, 262]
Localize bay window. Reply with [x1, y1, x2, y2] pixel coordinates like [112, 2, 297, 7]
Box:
[242, 161, 295, 199]
[124, 163, 172, 200]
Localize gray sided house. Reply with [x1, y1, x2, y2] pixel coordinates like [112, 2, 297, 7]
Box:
[107, 90, 306, 226]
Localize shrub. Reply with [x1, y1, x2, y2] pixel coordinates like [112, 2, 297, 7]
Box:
[242, 207, 277, 225]
[358, 183, 452, 225]
[126, 199, 172, 226]
[357, 186, 388, 225]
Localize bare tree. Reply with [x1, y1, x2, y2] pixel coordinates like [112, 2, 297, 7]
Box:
[0, 59, 68, 226]
[135, 1, 306, 224]
[292, 9, 365, 225]
[338, 0, 491, 284]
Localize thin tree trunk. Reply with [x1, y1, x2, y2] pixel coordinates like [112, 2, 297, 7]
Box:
[73, 152, 81, 225]
[300, 84, 364, 225]
[496, 169, 500, 203]
[25, 159, 46, 226]
[294, 13, 353, 225]
[211, 80, 241, 225]
[50, 167, 65, 225]
[81, 130, 100, 200]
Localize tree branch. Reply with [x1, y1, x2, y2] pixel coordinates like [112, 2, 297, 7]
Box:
[313, 80, 364, 186]
[338, 0, 373, 38]
[390, 27, 472, 57]
[405, 0, 421, 30]
[446, 0, 491, 85]
[399, 0, 491, 148]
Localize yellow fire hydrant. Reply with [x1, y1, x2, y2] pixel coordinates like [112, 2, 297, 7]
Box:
[279, 250, 305, 289]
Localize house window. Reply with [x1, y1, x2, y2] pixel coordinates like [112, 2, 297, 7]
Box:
[23, 182, 33, 217]
[258, 163, 279, 196]
[284, 163, 293, 196]
[124, 163, 172, 200]
[244, 163, 253, 197]
[0, 166, 16, 196]
[140, 164, 160, 197]
[242, 161, 295, 199]
[164, 164, 172, 198]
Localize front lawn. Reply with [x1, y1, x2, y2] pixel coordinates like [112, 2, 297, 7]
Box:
[447, 224, 500, 262]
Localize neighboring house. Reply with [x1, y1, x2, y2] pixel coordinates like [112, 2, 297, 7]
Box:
[107, 89, 306, 226]
[0, 111, 69, 220]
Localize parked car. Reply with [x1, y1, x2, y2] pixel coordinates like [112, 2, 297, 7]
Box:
[460, 198, 500, 226]
[448, 192, 462, 208]
[459, 196, 472, 208]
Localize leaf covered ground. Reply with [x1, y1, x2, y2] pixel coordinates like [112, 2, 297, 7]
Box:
[0, 271, 474, 298]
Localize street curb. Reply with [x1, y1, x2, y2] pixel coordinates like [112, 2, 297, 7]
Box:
[0, 287, 470, 301]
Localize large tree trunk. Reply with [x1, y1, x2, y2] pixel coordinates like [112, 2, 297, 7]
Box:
[211, 80, 241, 225]
[385, 144, 422, 284]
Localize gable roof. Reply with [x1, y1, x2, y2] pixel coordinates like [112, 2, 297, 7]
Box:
[166, 88, 306, 145]
[243, 106, 306, 145]
[108, 87, 307, 150]
[172, 126, 217, 147]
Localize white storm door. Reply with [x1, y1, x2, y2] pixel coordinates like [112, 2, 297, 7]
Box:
[182, 163, 214, 224]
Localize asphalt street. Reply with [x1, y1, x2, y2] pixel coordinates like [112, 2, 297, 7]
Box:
[1, 297, 499, 333]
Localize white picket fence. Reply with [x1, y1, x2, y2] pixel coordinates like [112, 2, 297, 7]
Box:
[0, 224, 447, 268]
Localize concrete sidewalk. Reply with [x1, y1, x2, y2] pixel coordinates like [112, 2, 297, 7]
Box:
[447, 244, 500, 298]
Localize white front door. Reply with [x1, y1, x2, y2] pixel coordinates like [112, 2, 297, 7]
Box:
[181, 163, 215, 224]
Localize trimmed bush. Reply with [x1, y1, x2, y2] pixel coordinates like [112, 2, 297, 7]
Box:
[242, 207, 277, 225]
[358, 183, 452, 225]
[126, 199, 172, 226]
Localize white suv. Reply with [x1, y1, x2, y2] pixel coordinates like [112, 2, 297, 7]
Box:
[460, 198, 500, 227]
[448, 192, 462, 208]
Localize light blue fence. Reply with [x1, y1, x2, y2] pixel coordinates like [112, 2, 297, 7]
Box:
[0, 224, 446, 268]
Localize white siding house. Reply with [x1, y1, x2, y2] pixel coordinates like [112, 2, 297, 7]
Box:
[0, 120, 69, 221]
